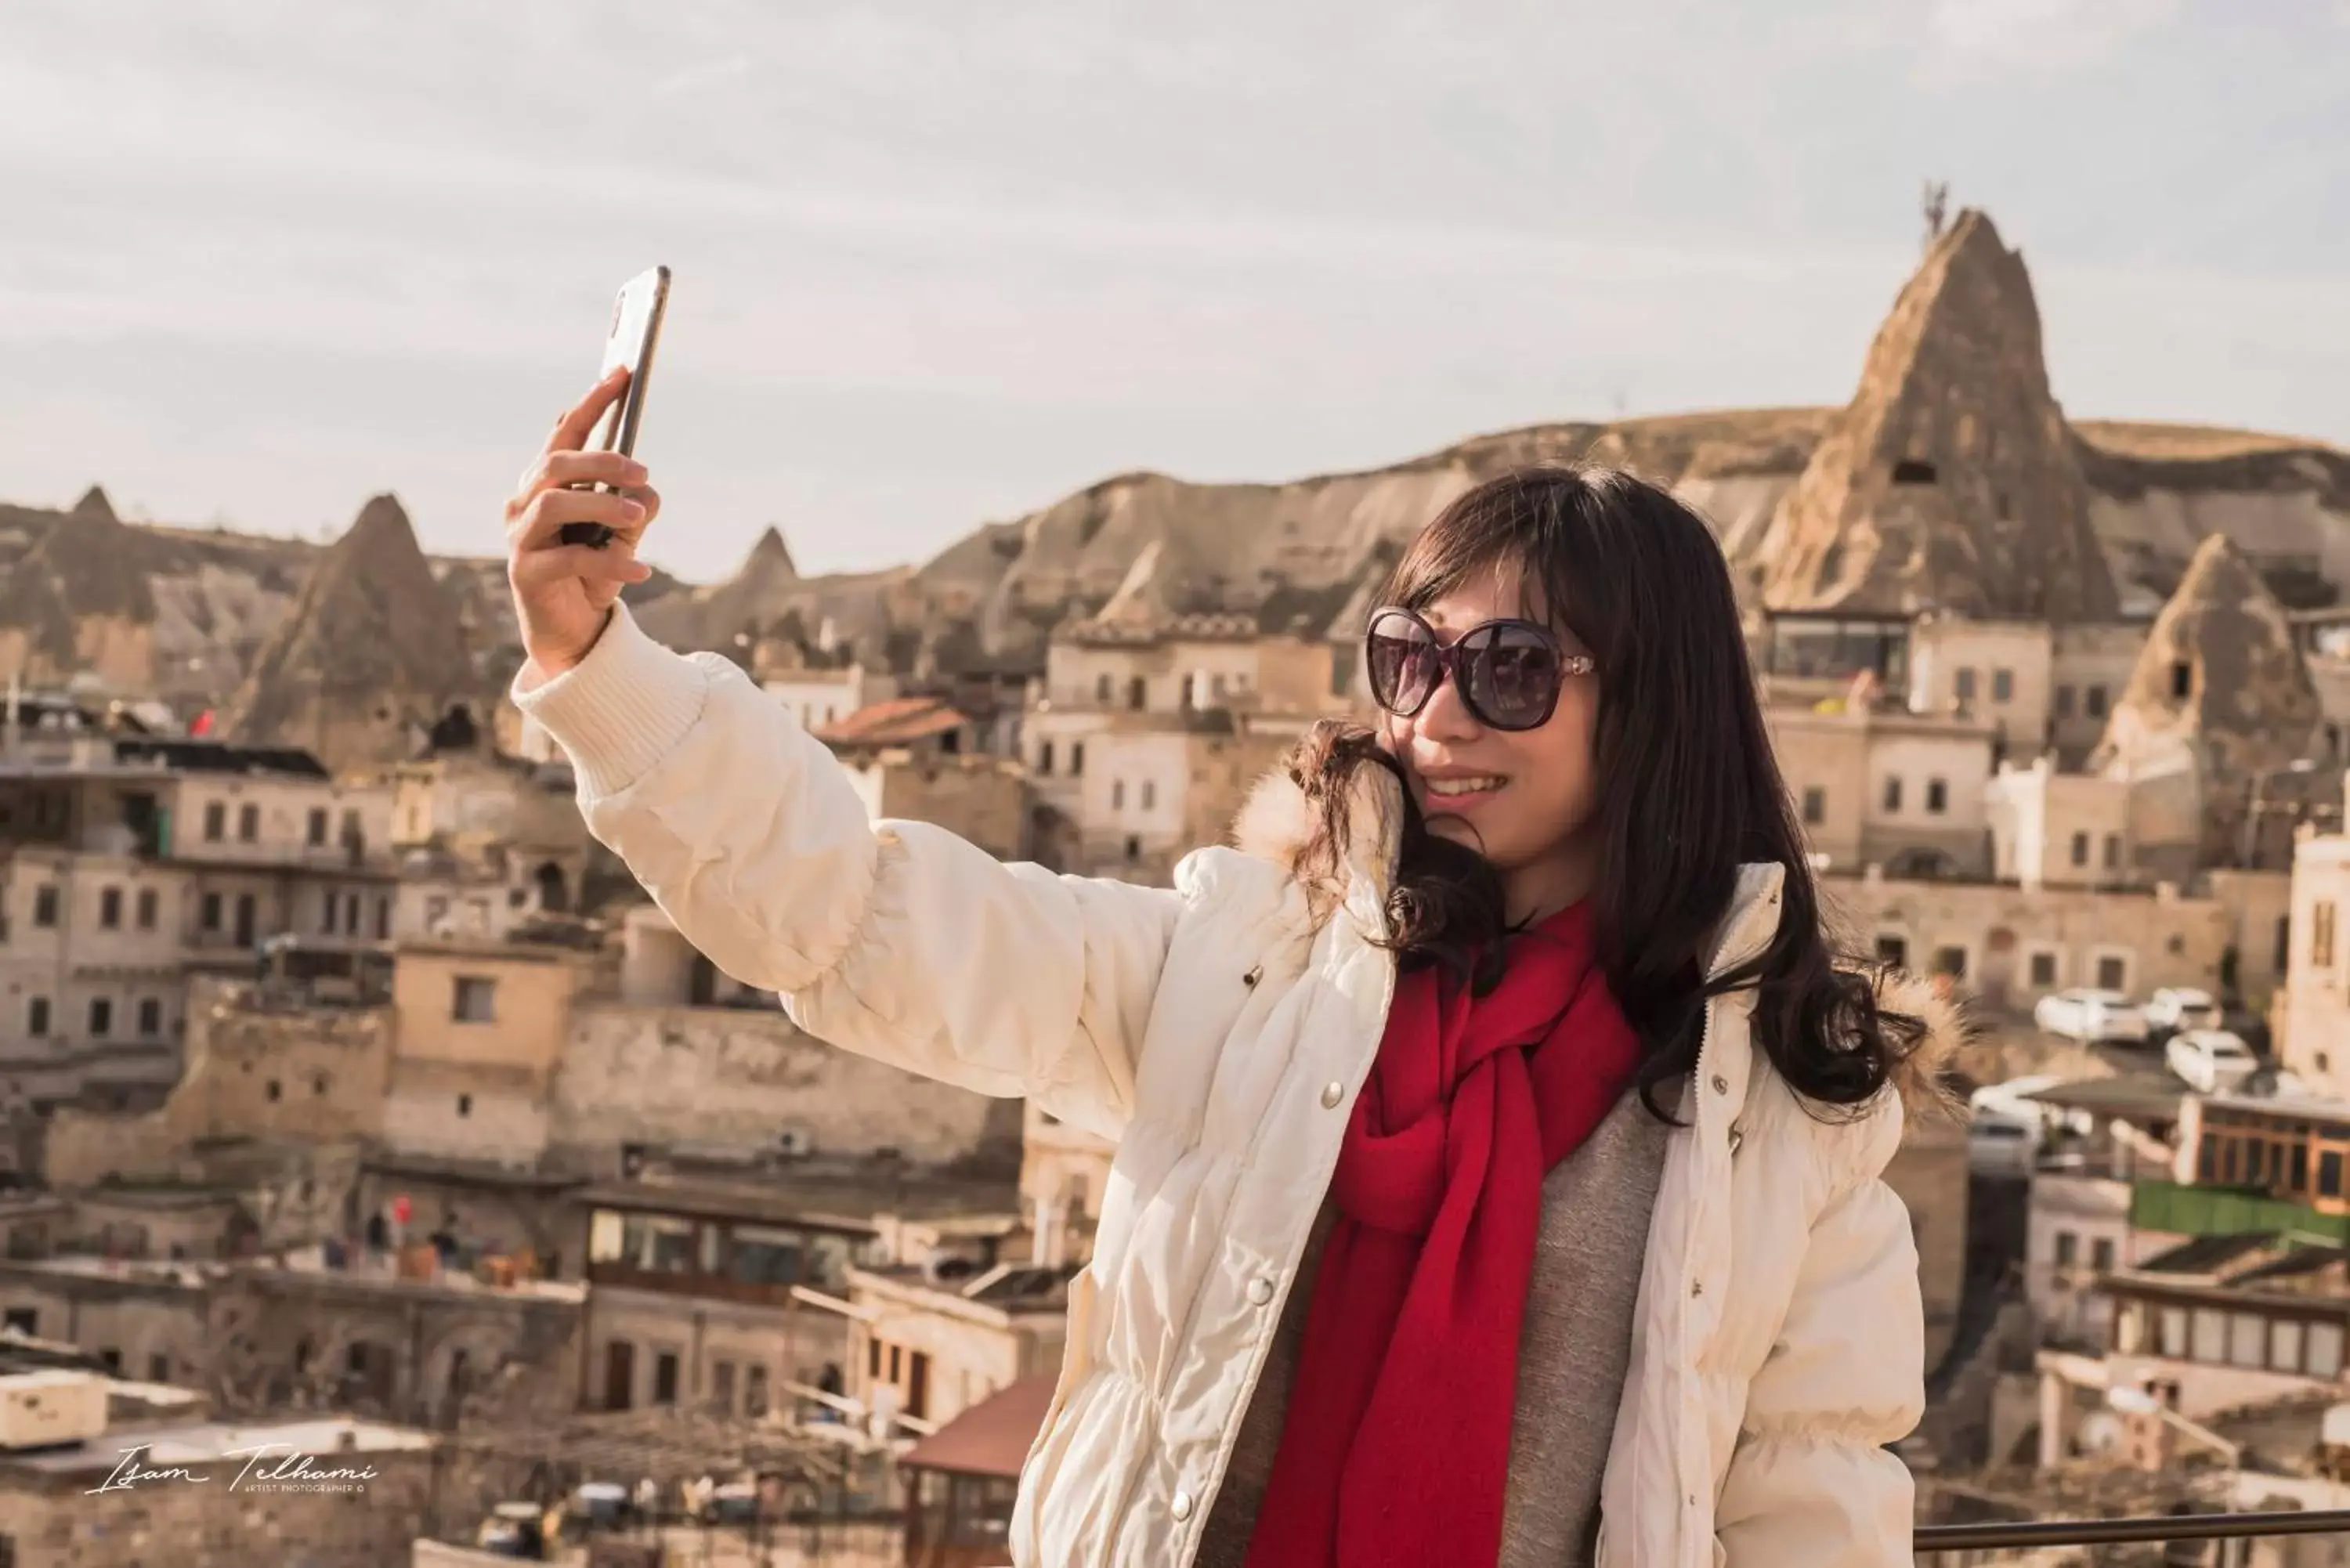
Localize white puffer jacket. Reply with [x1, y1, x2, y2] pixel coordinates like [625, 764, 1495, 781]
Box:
[515, 604, 1953, 1568]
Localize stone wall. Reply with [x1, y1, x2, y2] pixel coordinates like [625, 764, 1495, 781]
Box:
[1885, 1118, 1970, 1374]
[585, 1287, 851, 1415]
[849, 754, 1029, 862]
[551, 1003, 1018, 1172]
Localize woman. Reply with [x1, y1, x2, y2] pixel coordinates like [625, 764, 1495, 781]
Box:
[504, 373, 1955, 1567]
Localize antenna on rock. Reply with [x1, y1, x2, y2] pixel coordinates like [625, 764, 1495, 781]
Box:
[1922, 180, 1950, 251]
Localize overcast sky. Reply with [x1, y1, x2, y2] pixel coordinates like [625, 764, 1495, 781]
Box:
[3, 0, 2345, 581]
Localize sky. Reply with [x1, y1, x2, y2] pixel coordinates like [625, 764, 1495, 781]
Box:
[2, 0, 2345, 583]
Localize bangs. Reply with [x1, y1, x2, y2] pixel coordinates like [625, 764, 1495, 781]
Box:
[1381, 475, 1583, 640]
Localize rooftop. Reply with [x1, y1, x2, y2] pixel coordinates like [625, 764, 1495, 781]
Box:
[898, 1374, 1057, 1479]
[2023, 1073, 2187, 1123]
[578, 1165, 1020, 1233]
[815, 695, 969, 749]
[4, 1414, 434, 1476]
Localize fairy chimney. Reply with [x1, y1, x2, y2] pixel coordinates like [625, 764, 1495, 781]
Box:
[1754, 210, 2119, 621]
[0, 485, 159, 692]
[2093, 533, 2319, 876]
[221, 494, 483, 773]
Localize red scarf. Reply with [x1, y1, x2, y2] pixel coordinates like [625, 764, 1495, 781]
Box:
[1243, 901, 1643, 1568]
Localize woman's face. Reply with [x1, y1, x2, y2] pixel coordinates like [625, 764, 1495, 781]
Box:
[1379, 565, 1603, 911]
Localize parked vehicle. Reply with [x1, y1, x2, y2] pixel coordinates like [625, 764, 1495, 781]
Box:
[2166, 1029, 2259, 1095]
[2144, 987, 2222, 1041]
[1966, 1116, 2038, 1178]
[2034, 988, 2150, 1044]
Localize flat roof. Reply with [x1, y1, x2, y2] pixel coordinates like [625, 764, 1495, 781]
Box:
[2023, 1075, 2187, 1122]
[578, 1169, 1019, 1232]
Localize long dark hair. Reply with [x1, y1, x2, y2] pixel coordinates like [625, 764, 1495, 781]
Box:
[1290, 466, 1922, 1116]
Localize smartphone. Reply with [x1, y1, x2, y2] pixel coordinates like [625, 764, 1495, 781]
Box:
[561, 265, 671, 547]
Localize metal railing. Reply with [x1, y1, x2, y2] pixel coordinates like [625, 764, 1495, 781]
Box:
[1915, 1506, 2350, 1554]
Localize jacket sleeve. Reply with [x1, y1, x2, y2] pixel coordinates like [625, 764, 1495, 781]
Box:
[1714, 1114, 1925, 1567]
[512, 605, 1182, 1142]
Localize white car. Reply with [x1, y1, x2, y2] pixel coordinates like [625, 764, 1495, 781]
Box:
[2034, 988, 2150, 1044]
[2167, 1029, 2258, 1095]
[2145, 987, 2222, 1039]
[1966, 1116, 2038, 1178]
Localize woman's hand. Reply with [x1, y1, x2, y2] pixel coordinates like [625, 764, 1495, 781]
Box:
[506, 367, 662, 684]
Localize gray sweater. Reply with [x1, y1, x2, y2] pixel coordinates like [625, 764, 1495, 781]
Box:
[1193, 1087, 1671, 1568]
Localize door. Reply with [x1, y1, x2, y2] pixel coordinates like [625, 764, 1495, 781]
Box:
[603, 1340, 635, 1411]
[233, 894, 257, 948]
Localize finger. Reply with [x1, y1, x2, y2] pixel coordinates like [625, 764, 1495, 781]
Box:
[538, 450, 649, 492]
[508, 488, 648, 551]
[513, 544, 654, 591]
[619, 484, 662, 526]
[542, 367, 631, 457]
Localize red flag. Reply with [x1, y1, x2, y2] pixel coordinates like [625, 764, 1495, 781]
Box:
[191, 710, 215, 738]
[392, 1194, 412, 1227]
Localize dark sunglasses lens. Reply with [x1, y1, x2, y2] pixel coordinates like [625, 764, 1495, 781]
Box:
[1366, 620, 1437, 714]
[1464, 625, 1564, 728]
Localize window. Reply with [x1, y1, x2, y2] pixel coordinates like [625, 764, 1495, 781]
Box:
[136, 999, 161, 1037]
[2316, 901, 2338, 969]
[1925, 779, 1948, 815]
[1882, 777, 1903, 813]
[2229, 1313, 2267, 1368]
[1893, 457, 1937, 484]
[452, 977, 496, 1023]
[2092, 1237, 2116, 1272]
[265, 1080, 281, 1102]
[31, 887, 56, 929]
[1875, 935, 1907, 967]
[313, 1071, 330, 1097]
[653, 1351, 681, 1406]
[148, 1353, 168, 1382]
[2, 1309, 34, 1336]
[374, 898, 390, 940]
[2053, 1231, 2077, 1268]
[24, 999, 47, 1039]
[2158, 1306, 2189, 1357]
[1111, 781, 1125, 811]
[744, 1364, 769, 1418]
[1094, 674, 1112, 703]
[711, 1360, 736, 1413]
[203, 802, 226, 842]
[344, 894, 361, 934]
[1126, 677, 1146, 711]
[1069, 743, 1084, 777]
[2272, 1319, 2305, 1374]
[98, 887, 121, 930]
[319, 892, 338, 935]
[729, 1225, 807, 1286]
[2278, 916, 2294, 975]
[307, 808, 328, 846]
[1933, 946, 1967, 980]
[134, 888, 157, 930]
[2191, 1308, 2226, 1364]
[867, 1339, 881, 1378]
[457, 1094, 473, 1118]
[1801, 787, 1825, 826]
[2314, 1322, 2346, 1378]
[1140, 781, 1155, 811]
[2323, 1151, 2344, 1198]
[2293, 1141, 2311, 1191]
[2096, 955, 2128, 992]
[97, 1349, 121, 1375]
[2102, 834, 2120, 870]
[1991, 669, 2014, 703]
[1038, 741, 1054, 775]
[1124, 835, 1142, 863]
[237, 804, 259, 842]
[2029, 952, 2058, 988]
[2170, 661, 2193, 699]
[2055, 685, 2075, 717]
[87, 999, 110, 1038]
[1954, 668, 1977, 703]
[2070, 833, 2090, 868]
[2086, 685, 2109, 720]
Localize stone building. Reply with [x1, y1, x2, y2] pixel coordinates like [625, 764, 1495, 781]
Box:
[1984, 759, 2140, 892]
[222, 494, 488, 776]
[2095, 533, 2322, 882]
[1018, 1100, 1113, 1270]
[2277, 824, 2350, 1097]
[1767, 699, 1998, 877]
[844, 1260, 1072, 1440]
[1755, 208, 2120, 623]
[818, 697, 1031, 862]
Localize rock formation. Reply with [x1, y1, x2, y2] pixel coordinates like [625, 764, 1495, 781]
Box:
[2096, 533, 2319, 781]
[220, 495, 484, 774]
[0, 485, 158, 690]
[2094, 533, 2319, 877]
[1752, 209, 2120, 620]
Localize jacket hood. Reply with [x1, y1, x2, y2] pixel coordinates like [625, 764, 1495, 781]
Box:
[1229, 765, 1968, 1121]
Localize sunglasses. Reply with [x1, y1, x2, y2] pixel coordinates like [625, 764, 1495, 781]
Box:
[1363, 607, 1594, 732]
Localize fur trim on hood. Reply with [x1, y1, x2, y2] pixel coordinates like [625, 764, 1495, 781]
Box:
[1228, 766, 1969, 1121]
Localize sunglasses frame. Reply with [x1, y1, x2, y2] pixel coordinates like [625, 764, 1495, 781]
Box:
[1363, 606, 1596, 732]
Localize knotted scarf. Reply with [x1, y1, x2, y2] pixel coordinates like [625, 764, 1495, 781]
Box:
[1243, 899, 1644, 1568]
